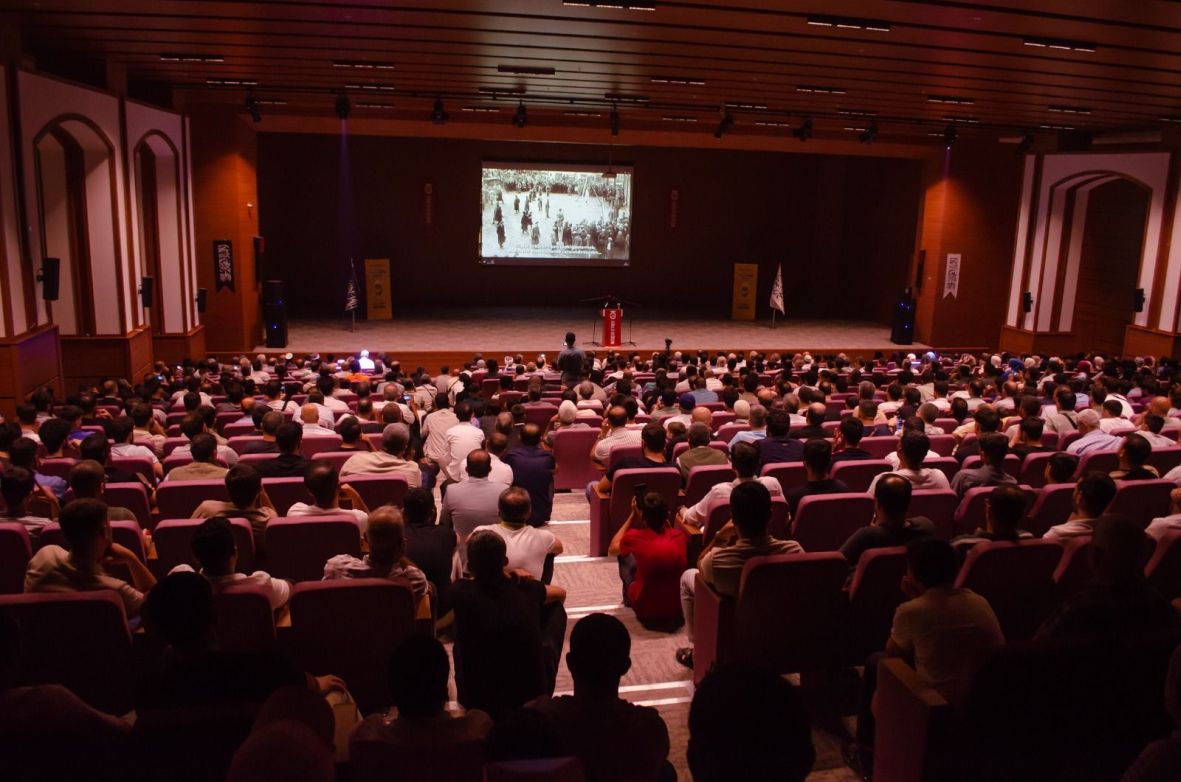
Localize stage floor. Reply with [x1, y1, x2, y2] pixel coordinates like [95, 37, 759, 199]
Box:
[260, 306, 930, 358]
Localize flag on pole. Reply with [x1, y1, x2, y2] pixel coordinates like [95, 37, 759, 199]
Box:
[770, 263, 786, 314]
[344, 259, 359, 313]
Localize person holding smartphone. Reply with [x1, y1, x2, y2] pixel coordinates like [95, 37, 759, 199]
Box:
[607, 489, 686, 630]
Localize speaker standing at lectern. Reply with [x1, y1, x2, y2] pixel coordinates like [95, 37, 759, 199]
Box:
[891, 288, 915, 345]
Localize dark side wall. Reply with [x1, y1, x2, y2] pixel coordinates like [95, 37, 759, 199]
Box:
[257, 134, 923, 322]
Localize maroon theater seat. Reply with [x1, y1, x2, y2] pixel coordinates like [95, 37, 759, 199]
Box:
[908, 489, 960, 539]
[265, 515, 362, 582]
[1145, 529, 1181, 600]
[0, 522, 32, 594]
[683, 464, 736, 509]
[760, 461, 807, 495]
[261, 476, 314, 516]
[341, 473, 409, 509]
[847, 545, 908, 660]
[954, 539, 1063, 641]
[791, 492, 875, 552]
[551, 427, 602, 491]
[831, 459, 892, 493]
[157, 479, 230, 521]
[153, 517, 256, 574]
[1107, 479, 1174, 528]
[588, 468, 680, 556]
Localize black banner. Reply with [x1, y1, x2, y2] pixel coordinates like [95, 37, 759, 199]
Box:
[214, 239, 234, 292]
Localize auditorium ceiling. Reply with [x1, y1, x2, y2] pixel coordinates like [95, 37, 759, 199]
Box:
[5, 0, 1181, 142]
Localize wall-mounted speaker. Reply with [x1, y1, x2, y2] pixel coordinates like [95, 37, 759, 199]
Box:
[139, 276, 155, 309]
[1134, 287, 1146, 313]
[40, 257, 60, 301]
[1022, 291, 1034, 313]
[196, 288, 208, 314]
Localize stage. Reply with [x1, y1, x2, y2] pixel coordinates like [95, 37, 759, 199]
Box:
[255, 307, 937, 369]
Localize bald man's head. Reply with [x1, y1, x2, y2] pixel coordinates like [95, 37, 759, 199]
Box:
[300, 404, 319, 424]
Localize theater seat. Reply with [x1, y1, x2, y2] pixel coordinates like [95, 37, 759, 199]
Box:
[760, 462, 806, 495]
[483, 758, 585, 782]
[1074, 450, 1119, 478]
[1146, 446, 1181, 476]
[153, 517, 256, 574]
[683, 464, 735, 509]
[847, 546, 907, 660]
[953, 485, 1035, 537]
[101, 482, 153, 529]
[213, 583, 277, 653]
[693, 552, 849, 684]
[157, 480, 230, 521]
[715, 422, 750, 443]
[1053, 536, 1092, 601]
[588, 468, 680, 556]
[830, 459, 892, 493]
[552, 427, 601, 491]
[1145, 529, 1181, 600]
[1018, 451, 1057, 489]
[1107, 479, 1174, 528]
[288, 578, 416, 714]
[790, 493, 874, 552]
[262, 476, 315, 515]
[872, 658, 955, 782]
[954, 539, 1062, 642]
[265, 515, 362, 582]
[907, 489, 959, 540]
[1026, 483, 1076, 538]
[340, 473, 409, 509]
[861, 436, 902, 459]
[701, 497, 789, 546]
[0, 522, 32, 594]
[0, 590, 134, 715]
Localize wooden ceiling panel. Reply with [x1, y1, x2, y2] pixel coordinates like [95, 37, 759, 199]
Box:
[5, 0, 1181, 140]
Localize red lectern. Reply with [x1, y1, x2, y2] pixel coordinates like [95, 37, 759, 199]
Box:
[601, 305, 623, 347]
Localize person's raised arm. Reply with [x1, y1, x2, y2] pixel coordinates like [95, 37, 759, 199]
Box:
[339, 483, 369, 514]
[104, 542, 157, 593]
[608, 499, 638, 557]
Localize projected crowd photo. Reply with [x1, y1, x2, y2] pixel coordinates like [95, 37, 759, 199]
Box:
[479, 164, 633, 265]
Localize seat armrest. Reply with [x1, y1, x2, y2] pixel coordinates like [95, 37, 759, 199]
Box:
[872, 658, 953, 782]
[693, 573, 734, 684]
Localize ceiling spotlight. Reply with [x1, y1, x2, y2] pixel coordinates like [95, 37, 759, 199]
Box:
[713, 108, 734, 139]
[791, 118, 813, 141]
[858, 121, 878, 144]
[335, 93, 351, 120]
[609, 106, 620, 136]
[431, 97, 449, 125]
[1015, 129, 1035, 155]
[513, 101, 527, 128]
[245, 93, 261, 123]
[943, 124, 958, 148]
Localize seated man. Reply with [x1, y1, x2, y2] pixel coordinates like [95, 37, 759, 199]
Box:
[502, 423, 556, 527]
[528, 613, 671, 782]
[841, 474, 935, 568]
[165, 433, 229, 482]
[31, 418, 70, 460]
[339, 423, 422, 488]
[952, 482, 1034, 551]
[785, 439, 849, 518]
[689, 663, 814, 782]
[171, 516, 290, 610]
[1146, 487, 1181, 541]
[868, 431, 950, 494]
[299, 403, 334, 437]
[953, 407, 1001, 466]
[1138, 413, 1178, 450]
[1044, 472, 1118, 541]
[592, 406, 643, 466]
[1110, 433, 1160, 481]
[255, 422, 311, 479]
[443, 402, 485, 484]
[192, 464, 278, 555]
[349, 635, 492, 772]
[1008, 416, 1050, 464]
[0, 466, 54, 537]
[472, 487, 563, 581]
[323, 506, 429, 601]
[678, 441, 782, 533]
[459, 431, 513, 486]
[171, 412, 240, 467]
[789, 403, 828, 440]
[7, 437, 66, 503]
[78, 432, 142, 486]
[68, 460, 137, 522]
[441, 450, 507, 561]
[676, 423, 728, 482]
[831, 417, 874, 463]
[589, 422, 669, 500]
[130, 402, 167, 457]
[609, 492, 686, 629]
[950, 433, 1017, 497]
[1066, 409, 1123, 456]
[449, 530, 567, 720]
[107, 415, 163, 480]
[1045, 451, 1079, 485]
[850, 538, 1004, 770]
[242, 411, 284, 455]
[1038, 514, 1180, 642]
[288, 461, 370, 530]
[24, 498, 155, 618]
[729, 403, 768, 446]
[402, 488, 459, 616]
[757, 410, 804, 470]
[676, 481, 803, 670]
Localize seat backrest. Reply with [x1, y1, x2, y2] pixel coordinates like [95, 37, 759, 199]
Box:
[551, 427, 602, 491]
[1053, 536, 1093, 600]
[157, 480, 230, 520]
[1145, 529, 1181, 601]
[0, 590, 133, 714]
[862, 436, 901, 459]
[1026, 483, 1077, 537]
[791, 493, 875, 551]
[227, 436, 265, 455]
[301, 435, 343, 458]
[101, 482, 153, 529]
[161, 436, 190, 457]
[111, 456, 155, 483]
[0, 522, 32, 594]
[927, 434, 956, 457]
[715, 422, 750, 443]
[310, 451, 354, 473]
[955, 539, 1063, 641]
[954, 484, 1035, 537]
[760, 461, 806, 494]
[607, 468, 681, 528]
[265, 515, 363, 582]
[605, 444, 642, 471]
[213, 583, 277, 653]
[830, 459, 892, 493]
[927, 456, 960, 484]
[710, 411, 737, 431]
[1108, 479, 1175, 528]
[340, 473, 409, 509]
[734, 552, 850, 673]
[1146, 446, 1181, 476]
[961, 454, 1021, 479]
[848, 545, 908, 657]
[261, 476, 314, 515]
[683, 464, 736, 508]
[161, 453, 194, 474]
[908, 489, 960, 540]
[702, 496, 790, 545]
[37, 520, 144, 560]
[154, 517, 256, 574]
[289, 578, 416, 713]
[37, 458, 77, 481]
[1075, 450, 1120, 478]
[1019, 451, 1056, 489]
[223, 422, 257, 438]
[523, 405, 559, 428]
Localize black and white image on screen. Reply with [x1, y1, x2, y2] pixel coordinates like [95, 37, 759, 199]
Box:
[479, 163, 633, 266]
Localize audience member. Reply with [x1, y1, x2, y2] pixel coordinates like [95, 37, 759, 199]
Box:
[608, 491, 687, 628]
[678, 440, 782, 531]
[0, 466, 54, 536]
[503, 422, 556, 526]
[441, 450, 507, 559]
[757, 409, 805, 469]
[1046, 451, 1079, 485]
[831, 417, 874, 462]
[952, 482, 1033, 551]
[472, 487, 563, 580]
[1111, 433, 1161, 481]
[870, 431, 950, 493]
[165, 432, 229, 482]
[68, 459, 137, 521]
[950, 433, 1017, 497]
[841, 474, 935, 567]
[322, 506, 428, 600]
[8, 436, 66, 503]
[171, 516, 290, 610]
[1044, 472, 1118, 540]
[676, 422, 729, 480]
[1068, 409, 1123, 456]
[443, 402, 485, 483]
[255, 422, 311, 478]
[287, 461, 369, 529]
[785, 438, 849, 517]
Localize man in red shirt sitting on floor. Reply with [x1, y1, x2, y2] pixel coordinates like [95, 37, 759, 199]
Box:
[608, 491, 687, 630]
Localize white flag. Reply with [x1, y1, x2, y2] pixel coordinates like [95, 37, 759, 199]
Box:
[770, 263, 785, 314]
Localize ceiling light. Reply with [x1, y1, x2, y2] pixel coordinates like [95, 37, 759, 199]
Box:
[462, 105, 501, 113]
[1048, 105, 1092, 115]
[1023, 37, 1096, 53]
[333, 60, 395, 70]
[497, 65, 556, 75]
[754, 120, 791, 128]
[479, 87, 526, 97]
[943, 124, 958, 148]
[650, 76, 706, 86]
[792, 118, 813, 141]
[357, 103, 395, 109]
[562, 1, 656, 10]
[806, 15, 891, 32]
[161, 53, 224, 63]
[714, 109, 734, 139]
[430, 98, 449, 125]
[942, 115, 980, 124]
[335, 94, 350, 120]
[838, 108, 878, 117]
[927, 94, 975, 105]
[245, 93, 261, 123]
[1038, 123, 1076, 131]
[724, 101, 769, 110]
[662, 115, 698, 123]
[859, 122, 878, 144]
[513, 101, 527, 128]
[344, 83, 395, 92]
[609, 106, 620, 136]
[205, 79, 258, 87]
[604, 92, 649, 104]
[796, 85, 847, 95]
[563, 110, 603, 118]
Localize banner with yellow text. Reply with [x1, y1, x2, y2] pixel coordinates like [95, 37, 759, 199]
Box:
[364, 258, 392, 320]
[731, 263, 759, 320]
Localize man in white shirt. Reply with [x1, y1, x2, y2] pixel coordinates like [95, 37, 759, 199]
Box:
[458, 432, 514, 486]
[1097, 399, 1135, 434]
[286, 461, 370, 531]
[1066, 409, 1123, 456]
[472, 486, 563, 580]
[339, 423, 422, 488]
[1044, 472, 1118, 541]
[421, 392, 460, 468]
[870, 432, 951, 494]
[1145, 488, 1181, 540]
[107, 416, 163, 481]
[660, 395, 696, 432]
[170, 516, 290, 610]
[172, 413, 239, 467]
[677, 440, 782, 531]
[593, 406, 643, 465]
[317, 377, 352, 412]
[1138, 413, 1178, 449]
[443, 402, 486, 483]
[299, 404, 334, 438]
